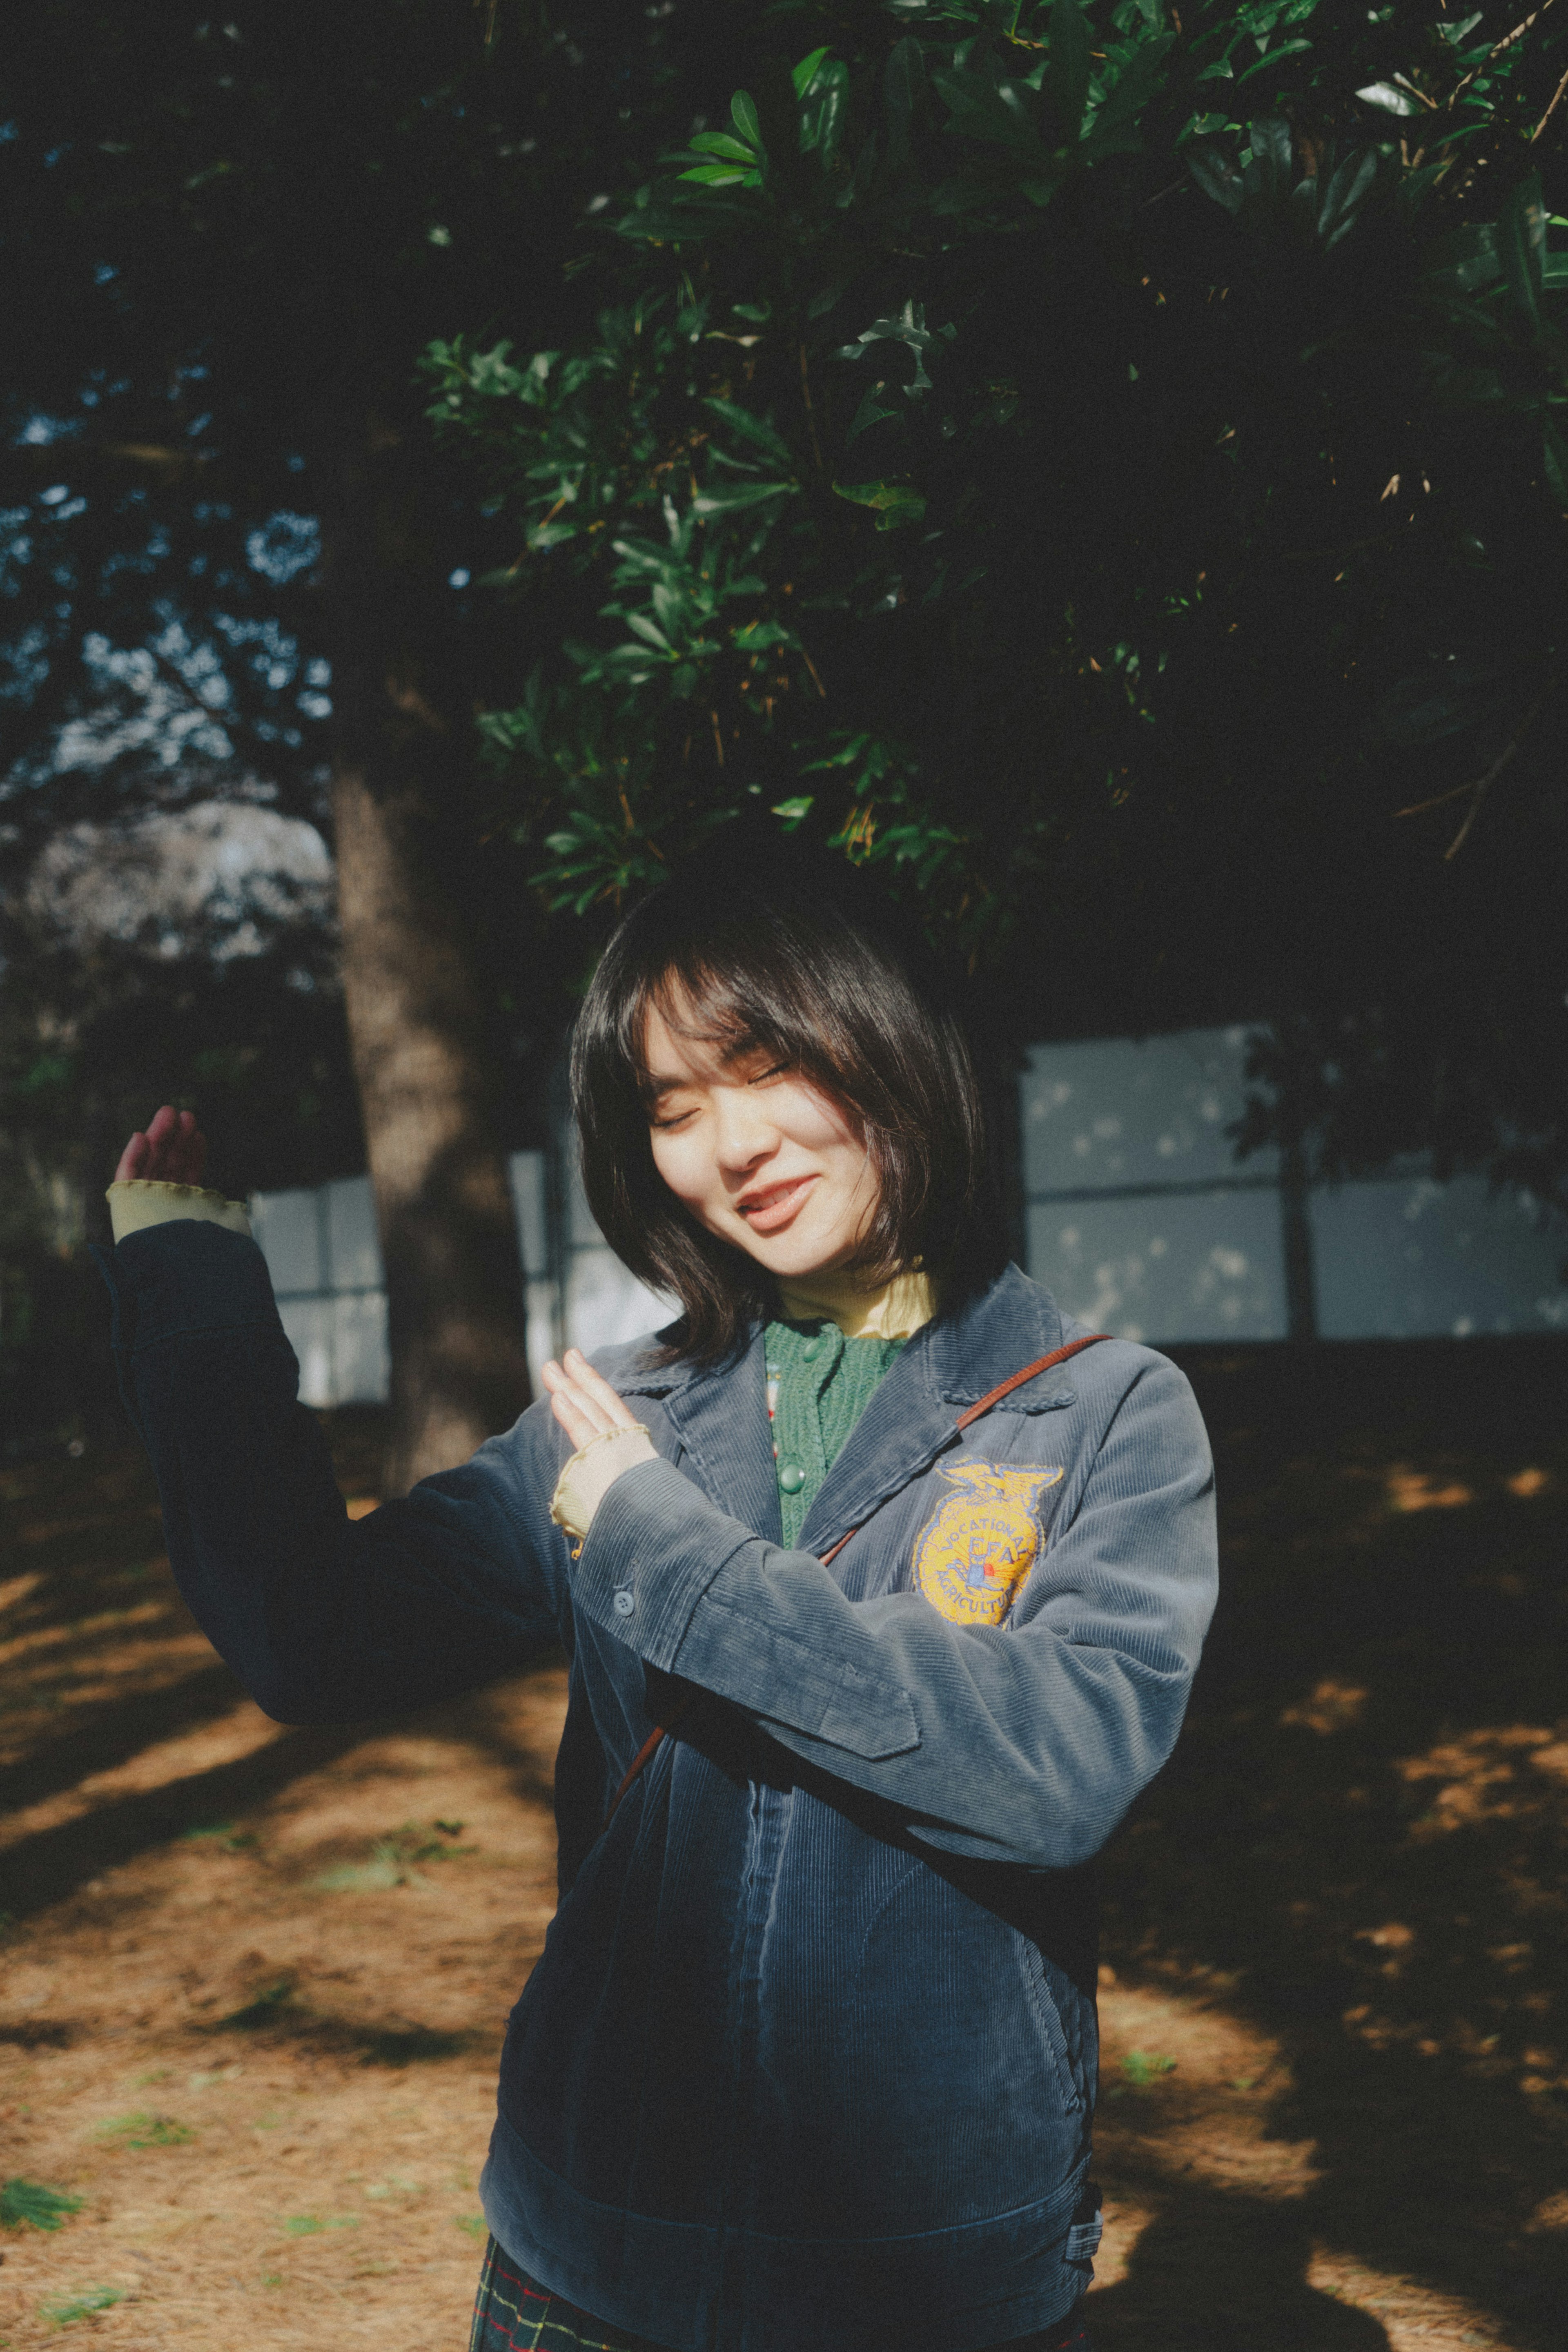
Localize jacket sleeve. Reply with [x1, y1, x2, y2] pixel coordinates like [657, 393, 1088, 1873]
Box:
[96, 1219, 562, 1724]
[573, 1354, 1216, 1870]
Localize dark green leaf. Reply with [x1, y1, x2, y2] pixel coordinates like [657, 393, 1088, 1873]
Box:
[1421, 223, 1501, 295]
[833, 479, 927, 529]
[1544, 418, 1568, 506]
[690, 479, 795, 516]
[791, 47, 830, 100]
[731, 90, 762, 150]
[703, 399, 792, 464]
[1317, 149, 1378, 249]
[1188, 140, 1244, 214]
[1047, 0, 1091, 143]
[1498, 174, 1545, 330]
[688, 131, 757, 163]
[1356, 81, 1419, 116]
[1248, 117, 1294, 202]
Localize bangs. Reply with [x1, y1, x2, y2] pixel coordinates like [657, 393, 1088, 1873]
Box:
[629, 957, 863, 1128]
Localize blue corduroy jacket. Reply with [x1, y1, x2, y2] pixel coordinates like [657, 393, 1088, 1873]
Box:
[97, 1225, 1217, 2352]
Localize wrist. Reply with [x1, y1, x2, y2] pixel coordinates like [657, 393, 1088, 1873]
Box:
[550, 1423, 657, 1543]
[107, 1178, 252, 1245]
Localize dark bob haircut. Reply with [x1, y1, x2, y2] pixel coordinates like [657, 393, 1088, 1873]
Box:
[571, 844, 1005, 1363]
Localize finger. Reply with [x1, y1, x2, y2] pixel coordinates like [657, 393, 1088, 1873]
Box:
[547, 1389, 605, 1452]
[115, 1132, 149, 1183]
[171, 1117, 208, 1186]
[540, 1360, 619, 1441]
[560, 1349, 641, 1430]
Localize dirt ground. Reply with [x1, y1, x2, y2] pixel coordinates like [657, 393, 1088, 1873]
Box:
[2, 1338, 1565, 2350]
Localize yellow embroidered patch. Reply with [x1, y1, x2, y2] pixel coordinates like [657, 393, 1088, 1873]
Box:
[911, 1460, 1065, 1626]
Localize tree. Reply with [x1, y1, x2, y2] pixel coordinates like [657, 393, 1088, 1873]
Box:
[425, 0, 1568, 1228]
[1, 0, 761, 1482]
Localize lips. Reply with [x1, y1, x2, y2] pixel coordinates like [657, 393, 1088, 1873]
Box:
[737, 1174, 818, 1234]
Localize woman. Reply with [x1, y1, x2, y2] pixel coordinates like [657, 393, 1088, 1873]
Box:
[102, 857, 1217, 2352]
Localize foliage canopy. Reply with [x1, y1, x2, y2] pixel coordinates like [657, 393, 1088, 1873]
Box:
[427, 0, 1568, 1208]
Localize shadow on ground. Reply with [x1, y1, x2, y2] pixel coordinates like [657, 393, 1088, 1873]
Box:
[1088, 1336, 1568, 2350]
[3, 1349, 1566, 2349]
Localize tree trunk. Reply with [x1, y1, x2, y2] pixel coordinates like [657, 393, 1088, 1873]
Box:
[325, 424, 531, 1497]
[333, 756, 530, 1494]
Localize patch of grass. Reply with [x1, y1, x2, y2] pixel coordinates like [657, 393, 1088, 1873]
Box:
[39, 2285, 123, 2326]
[180, 1821, 257, 1853]
[1119, 2049, 1178, 2089]
[282, 2214, 358, 2236]
[314, 1823, 477, 1892]
[1, 2178, 85, 2232]
[455, 2213, 488, 2238]
[94, 2110, 194, 2149]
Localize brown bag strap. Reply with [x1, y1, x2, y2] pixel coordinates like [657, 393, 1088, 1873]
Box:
[604, 1331, 1112, 1824]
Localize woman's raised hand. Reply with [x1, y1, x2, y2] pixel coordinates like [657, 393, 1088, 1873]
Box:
[115, 1105, 209, 1188]
[540, 1349, 645, 1453]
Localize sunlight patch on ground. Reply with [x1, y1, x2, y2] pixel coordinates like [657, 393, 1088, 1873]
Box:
[1307, 2248, 1514, 2350]
[1384, 1465, 1475, 1512]
[0, 1694, 286, 1855]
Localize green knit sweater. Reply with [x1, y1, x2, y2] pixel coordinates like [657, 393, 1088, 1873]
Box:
[765, 1317, 906, 1547]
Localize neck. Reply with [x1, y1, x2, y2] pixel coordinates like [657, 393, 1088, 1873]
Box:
[776, 1266, 937, 1341]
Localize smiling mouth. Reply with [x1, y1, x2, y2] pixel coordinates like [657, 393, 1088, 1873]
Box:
[737, 1175, 818, 1234]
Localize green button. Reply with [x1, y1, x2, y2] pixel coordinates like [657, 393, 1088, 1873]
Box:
[802, 1337, 823, 1362]
[778, 1461, 806, 1494]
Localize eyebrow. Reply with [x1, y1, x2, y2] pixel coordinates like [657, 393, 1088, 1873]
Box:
[641, 1037, 771, 1101]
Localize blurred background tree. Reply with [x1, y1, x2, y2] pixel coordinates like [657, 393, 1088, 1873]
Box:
[1, 0, 757, 1479]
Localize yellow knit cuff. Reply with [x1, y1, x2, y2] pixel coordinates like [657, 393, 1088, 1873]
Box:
[107, 1178, 252, 1245]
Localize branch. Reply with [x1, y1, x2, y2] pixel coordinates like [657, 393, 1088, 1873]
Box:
[1530, 57, 1568, 140]
[1394, 681, 1553, 856]
[1448, 0, 1559, 110]
[0, 441, 223, 498]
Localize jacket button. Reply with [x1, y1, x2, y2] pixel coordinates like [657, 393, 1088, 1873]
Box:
[612, 1589, 636, 1616]
[802, 1337, 823, 1362]
[778, 1462, 806, 1494]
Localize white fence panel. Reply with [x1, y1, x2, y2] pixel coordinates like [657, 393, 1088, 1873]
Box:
[1021, 1029, 1564, 1344]
[1028, 1187, 1287, 1344]
[1310, 1175, 1567, 1339]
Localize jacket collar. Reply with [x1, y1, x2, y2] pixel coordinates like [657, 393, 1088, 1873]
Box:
[618, 1266, 1073, 1559]
[796, 1265, 1070, 1556]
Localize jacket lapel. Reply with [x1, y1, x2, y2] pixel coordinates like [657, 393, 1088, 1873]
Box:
[614, 1267, 1075, 1561]
[624, 1326, 784, 1545]
[796, 1267, 1070, 1558]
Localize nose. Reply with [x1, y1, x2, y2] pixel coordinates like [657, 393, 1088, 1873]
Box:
[711, 1082, 780, 1174]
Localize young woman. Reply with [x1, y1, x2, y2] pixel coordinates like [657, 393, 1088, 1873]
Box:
[102, 859, 1217, 2352]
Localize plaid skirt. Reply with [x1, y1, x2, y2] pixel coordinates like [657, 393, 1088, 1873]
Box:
[468, 2236, 1092, 2352]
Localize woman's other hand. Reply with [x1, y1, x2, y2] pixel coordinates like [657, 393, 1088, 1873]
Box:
[542, 1351, 658, 1541]
[115, 1105, 209, 1188]
[540, 1348, 645, 1452]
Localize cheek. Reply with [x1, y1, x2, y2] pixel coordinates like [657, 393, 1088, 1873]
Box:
[782, 1081, 860, 1155]
[649, 1128, 715, 1217]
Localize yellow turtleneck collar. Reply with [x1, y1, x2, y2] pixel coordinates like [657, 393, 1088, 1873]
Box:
[775, 1268, 938, 1342]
